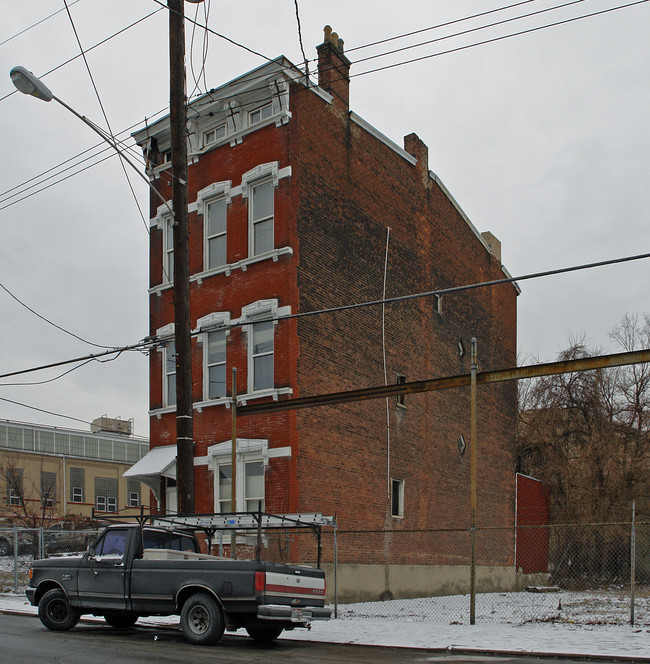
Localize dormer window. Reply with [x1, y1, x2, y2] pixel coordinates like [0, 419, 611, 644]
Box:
[249, 102, 272, 125]
[204, 124, 226, 147]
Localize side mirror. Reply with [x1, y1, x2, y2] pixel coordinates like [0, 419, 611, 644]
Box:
[87, 545, 96, 558]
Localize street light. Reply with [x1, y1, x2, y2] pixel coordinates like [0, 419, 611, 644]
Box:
[10, 64, 193, 513]
[9, 66, 172, 217]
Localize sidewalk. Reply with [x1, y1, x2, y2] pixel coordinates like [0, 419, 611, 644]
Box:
[2, 593, 649, 659]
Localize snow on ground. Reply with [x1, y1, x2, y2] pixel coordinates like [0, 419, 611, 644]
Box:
[2, 590, 649, 659]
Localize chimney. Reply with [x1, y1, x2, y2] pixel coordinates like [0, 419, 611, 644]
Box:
[317, 25, 351, 110]
[481, 231, 502, 264]
[404, 133, 429, 186]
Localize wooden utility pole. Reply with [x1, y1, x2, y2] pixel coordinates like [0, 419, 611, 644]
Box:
[169, 0, 194, 514]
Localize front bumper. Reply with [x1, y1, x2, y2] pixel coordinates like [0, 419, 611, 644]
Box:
[25, 587, 36, 606]
[257, 604, 331, 623]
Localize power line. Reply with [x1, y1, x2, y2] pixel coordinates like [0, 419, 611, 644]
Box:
[349, 0, 591, 67]
[0, 396, 91, 426]
[0, 281, 116, 349]
[0, 339, 155, 381]
[342, 0, 543, 55]
[62, 0, 150, 235]
[0, 7, 164, 104]
[219, 251, 650, 331]
[352, 0, 649, 79]
[0, 0, 82, 48]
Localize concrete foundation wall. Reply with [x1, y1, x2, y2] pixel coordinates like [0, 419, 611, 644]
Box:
[322, 563, 550, 604]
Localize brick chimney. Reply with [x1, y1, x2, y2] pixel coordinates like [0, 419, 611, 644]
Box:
[317, 25, 351, 109]
[404, 133, 429, 186]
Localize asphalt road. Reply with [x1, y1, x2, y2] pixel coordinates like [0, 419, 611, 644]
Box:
[0, 613, 633, 664]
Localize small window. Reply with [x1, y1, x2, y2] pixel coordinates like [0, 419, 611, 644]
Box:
[251, 321, 274, 391]
[433, 294, 443, 315]
[204, 124, 225, 146]
[206, 197, 227, 270]
[250, 180, 274, 256]
[72, 487, 83, 503]
[249, 103, 272, 125]
[129, 492, 139, 508]
[396, 374, 407, 408]
[207, 330, 227, 399]
[391, 479, 404, 518]
[164, 340, 177, 407]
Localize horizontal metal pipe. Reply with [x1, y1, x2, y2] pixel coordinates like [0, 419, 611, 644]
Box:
[238, 349, 650, 416]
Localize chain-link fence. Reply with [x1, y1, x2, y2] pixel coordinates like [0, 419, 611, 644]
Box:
[0, 527, 101, 592]
[2, 520, 648, 626]
[320, 519, 649, 626]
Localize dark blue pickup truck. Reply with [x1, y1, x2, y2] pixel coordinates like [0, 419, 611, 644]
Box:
[26, 518, 330, 645]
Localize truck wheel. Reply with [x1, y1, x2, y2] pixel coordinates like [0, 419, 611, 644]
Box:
[245, 623, 284, 642]
[38, 588, 80, 631]
[104, 612, 139, 628]
[180, 593, 224, 645]
[0, 539, 10, 557]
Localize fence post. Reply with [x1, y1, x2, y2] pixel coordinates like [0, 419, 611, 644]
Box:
[630, 500, 636, 626]
[13, 526, 18, 593]
[333, 525, 338, 619]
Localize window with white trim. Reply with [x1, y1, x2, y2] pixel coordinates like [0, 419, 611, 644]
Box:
[95, 477, 118, 513]
[251, 320, 273, 392]
[203, 124, 225, 147]
[250, 180, 274, 256]
[127, 478, 141, 508]
[164, 339, 177, 407]
[207, 329, 227, 398]
[6, 468, 23, 506]
[249, 102, 272, 125]
[163, 215, 174, 284]
[391, 478, 404, 518]
[211, 440, 266, 514]
[206, 197, 227, 270]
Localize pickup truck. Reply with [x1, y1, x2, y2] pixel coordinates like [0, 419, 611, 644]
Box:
[25, 519, 330, 645]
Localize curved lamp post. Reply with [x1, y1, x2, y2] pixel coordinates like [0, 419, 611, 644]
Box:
[10, 66, 172, 217]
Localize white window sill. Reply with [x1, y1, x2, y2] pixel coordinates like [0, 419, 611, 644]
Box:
[192, 247, 293, 284]
[194, 387, 293, 412]
[149, 405, 176, 419]
[149, 247, 293, 296]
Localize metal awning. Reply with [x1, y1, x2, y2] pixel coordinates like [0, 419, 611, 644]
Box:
[123, 445, 176, 498]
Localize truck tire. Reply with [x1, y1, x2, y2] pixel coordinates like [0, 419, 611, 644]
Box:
[245, 623, 284, 642]
[180, 593, 224, 645]
[38, 588, 81, 631]
[0, 539, 10, 557]
[104, 612, 139, 628]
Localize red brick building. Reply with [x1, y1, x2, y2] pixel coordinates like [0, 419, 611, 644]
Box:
[131, 29, 518, 594]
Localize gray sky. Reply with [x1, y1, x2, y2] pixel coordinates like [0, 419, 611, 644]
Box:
[1, 0, 648, 438]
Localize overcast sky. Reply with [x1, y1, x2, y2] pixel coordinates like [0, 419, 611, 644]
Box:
[1, 0, 648, 438]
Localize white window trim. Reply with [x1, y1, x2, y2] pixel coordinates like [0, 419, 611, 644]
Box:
[149, 166, 292, 294]
[152, 324, 177, 415]
[207, 438, 291, 513]
[237, 299, 291, 398]
[153, 201, 174, 285]
[194, 312, 231, 403]
[242, 163, 279, 259]
[197, 181, 232, 273]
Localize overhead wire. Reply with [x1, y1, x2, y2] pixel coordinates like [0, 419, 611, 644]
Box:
[0, 6, 165, 104]
[0, 281, 117, 349]
[0, 0, 82, 48]
[0, 396, 92, 426]
[4, 0, 638, 212]
[62, 0, 149, 234]
[351, 0, 650, 78]
[2, 251, 648, 382]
